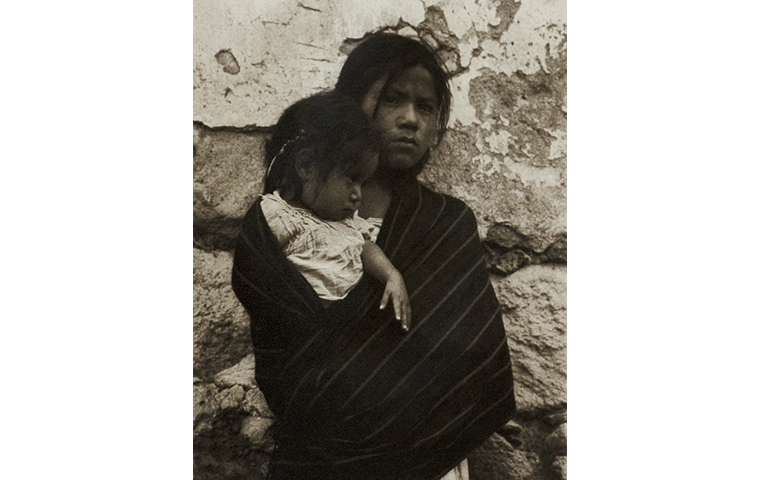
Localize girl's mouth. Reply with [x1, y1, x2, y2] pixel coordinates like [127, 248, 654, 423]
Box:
[393, 137, 417, 146]
[390, 140, 418, 152]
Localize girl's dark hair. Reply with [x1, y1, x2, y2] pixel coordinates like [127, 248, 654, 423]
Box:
[335, 33, 451, 176]
[263, 91, 382, 197]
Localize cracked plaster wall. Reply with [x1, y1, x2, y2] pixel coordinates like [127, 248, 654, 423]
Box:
[194, 1, 566, 479]
[194, 0, 566, 249]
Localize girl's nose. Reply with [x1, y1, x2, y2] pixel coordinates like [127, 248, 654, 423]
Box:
[398, 103, 419, 130]
[350, 186, 361, 203]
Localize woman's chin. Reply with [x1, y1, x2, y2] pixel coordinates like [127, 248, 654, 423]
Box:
[384, 152, 422, 171]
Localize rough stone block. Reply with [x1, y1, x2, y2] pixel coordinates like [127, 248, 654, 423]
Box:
[492, 265, 566, 412]
[193, 123, 267, 225]
[218, 385, 246, 410]
[214, 354, 256, 389]
[497, 420, 524, 448]
[243, 387, 274, 419]
[550, 456, 567, 480]
[543, 423, 567, 457]
[469, 433, 540, 480]
[544, 410, 567, 427]
[241, 416, 275, 446]
[194, 374, 274, 480]
[194, 249, 253, 378]
[194, 382, 220, 426]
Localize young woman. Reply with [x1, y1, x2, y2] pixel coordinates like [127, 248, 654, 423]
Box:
[232, 33, 515, 480]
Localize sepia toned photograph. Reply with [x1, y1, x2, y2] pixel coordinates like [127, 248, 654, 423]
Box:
[7, 2, 757, 480]
[193, 1, 566, 478]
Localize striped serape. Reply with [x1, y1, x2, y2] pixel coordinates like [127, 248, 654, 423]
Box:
[231, 179, 516, 479]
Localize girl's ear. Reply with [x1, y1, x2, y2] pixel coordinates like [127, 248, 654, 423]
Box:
[294, 148, 315, 183]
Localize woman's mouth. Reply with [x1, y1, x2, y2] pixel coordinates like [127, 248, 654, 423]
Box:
[393, 137, 417, 146]
[390, 138, 418, 151]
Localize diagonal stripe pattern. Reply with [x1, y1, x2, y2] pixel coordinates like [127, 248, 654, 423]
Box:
[231, 179, 516, 480]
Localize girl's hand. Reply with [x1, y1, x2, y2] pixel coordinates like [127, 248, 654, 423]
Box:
[361, 73, 389, 117]
[379, 270, 411, 331]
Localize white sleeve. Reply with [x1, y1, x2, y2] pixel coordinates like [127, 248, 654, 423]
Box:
[352, 213, 382, 243]
[260, 196, 303, 249]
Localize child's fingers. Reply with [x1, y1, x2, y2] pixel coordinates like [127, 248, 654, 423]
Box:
[382, 284, 411, 332]
[402, 300, 411, 331]
[395, 299, 409, 332]
[380, 287, 390, 310]
[393, 296, 411, 332]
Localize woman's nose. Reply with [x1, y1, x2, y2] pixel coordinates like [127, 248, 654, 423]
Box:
[398, 103, 419, 130]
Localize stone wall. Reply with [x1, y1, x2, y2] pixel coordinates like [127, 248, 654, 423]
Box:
[193, 0, 566, 478]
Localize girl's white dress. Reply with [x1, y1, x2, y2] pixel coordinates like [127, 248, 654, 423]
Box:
[260, 191, 382, 302]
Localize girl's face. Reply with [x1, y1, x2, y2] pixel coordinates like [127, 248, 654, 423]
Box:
[300, 153, 379, 221]
[371, 65, 440, 171]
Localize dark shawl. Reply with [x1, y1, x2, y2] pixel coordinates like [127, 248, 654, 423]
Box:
[232, 179, 515, 480]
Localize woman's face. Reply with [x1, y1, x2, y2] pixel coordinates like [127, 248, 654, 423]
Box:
[371, 65, 439, 171]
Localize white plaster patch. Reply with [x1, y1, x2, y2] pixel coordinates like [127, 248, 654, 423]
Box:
[397, 26, 419, 37]
[499, 156, 562, 187]
[450, 70, 480, 127]
[194, 0, 426, 127]
[448, 1, 565, 126]
[475, 130, 486, 151]
[485, 129, 512, 156]
[458, 29, 480, 68]
[498, 0, 566, 75]
[451, 185, 482, 207]
[452, 0, 566, 101]
[472, 153, 501, 177]
[194, 0, 565, 133]
[547, 128, 566, 160]
[195, 0, 565, 128]
[439, 0, 501, 38]
[480, 38, 507, 63]
[449, 44, 503, 128]
[471, 149, 559, 188]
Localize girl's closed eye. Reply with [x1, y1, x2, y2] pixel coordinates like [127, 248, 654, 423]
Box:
[350, 172, 367, 185]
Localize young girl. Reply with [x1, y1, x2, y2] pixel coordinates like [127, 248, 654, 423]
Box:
[233, 34, 514, 480]
[261, 92, 410, 328]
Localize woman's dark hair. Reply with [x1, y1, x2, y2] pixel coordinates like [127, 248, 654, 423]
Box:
[263, 91, 382, 197]
[335, 33, 451, 150]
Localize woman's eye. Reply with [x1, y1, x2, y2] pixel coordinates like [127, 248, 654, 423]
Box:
[382, 94, 401, 105]
[418, 102, 437, 114]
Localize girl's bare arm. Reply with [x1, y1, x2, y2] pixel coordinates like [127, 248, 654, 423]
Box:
[361, 241, 411, 330]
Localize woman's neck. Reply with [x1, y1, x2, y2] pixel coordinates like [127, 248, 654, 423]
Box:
[358, 177, 393, 219]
